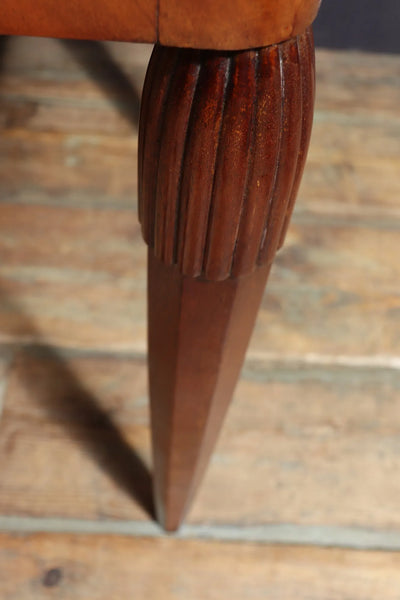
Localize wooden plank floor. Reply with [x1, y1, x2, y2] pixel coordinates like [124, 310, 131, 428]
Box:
[0, 36, 400, 597]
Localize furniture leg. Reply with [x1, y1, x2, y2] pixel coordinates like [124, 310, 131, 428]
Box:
[138, 29, 315, 531]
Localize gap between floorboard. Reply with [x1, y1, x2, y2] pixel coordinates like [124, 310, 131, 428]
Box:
[0, 516, 400, 551]
[0, 342, 399, 372]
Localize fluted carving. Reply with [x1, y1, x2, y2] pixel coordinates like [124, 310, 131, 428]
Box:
[138, 29, 315, 281]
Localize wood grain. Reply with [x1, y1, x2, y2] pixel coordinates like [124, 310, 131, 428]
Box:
[0, 203, 399, 359]
[2, 351, 400, 530]
[148, 254, 271, 529]
[139, 30, 315, 280]
[0, 34, 399, 598]
[194, 361, 400, 527]
[1, 533, 400, 599]
[253, 220, 400, 358]
[0, 132, 138, 206]
[139, 33, 315, 528]
[1, 41, 399, 218]
[0, 350, 152, 521]
[0, 203, 147, 352]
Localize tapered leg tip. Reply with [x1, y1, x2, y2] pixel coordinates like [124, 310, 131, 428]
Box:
[156, 505, 183, 533]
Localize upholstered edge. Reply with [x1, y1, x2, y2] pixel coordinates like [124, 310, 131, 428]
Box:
[160, 0, 321, 50]
[0, 0, 320, 50]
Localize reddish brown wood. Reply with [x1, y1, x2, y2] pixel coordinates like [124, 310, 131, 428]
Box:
[139, 30, 315, 530]
[140, 30, 315, 281]
[0, 0, 320, 51]
[148, 252, 271, 530]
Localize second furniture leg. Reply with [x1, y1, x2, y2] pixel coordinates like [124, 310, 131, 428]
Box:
[139, 30, 315, 530]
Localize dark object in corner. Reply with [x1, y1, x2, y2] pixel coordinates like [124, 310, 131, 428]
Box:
[314, 0, 400, 54]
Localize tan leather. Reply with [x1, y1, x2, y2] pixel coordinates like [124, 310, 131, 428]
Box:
[0, 0, 320, 50]
[0, 0, 156, 44]
[160, 0, 321, 50]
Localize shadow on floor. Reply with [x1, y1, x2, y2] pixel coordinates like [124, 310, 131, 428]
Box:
[62, 39, 142, 128]
[0, 36, 9, 71]
[0, 35, 154, 521]
[0, 289, 154, 522]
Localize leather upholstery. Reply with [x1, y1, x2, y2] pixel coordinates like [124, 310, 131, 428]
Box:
[0, 0, 321, 50]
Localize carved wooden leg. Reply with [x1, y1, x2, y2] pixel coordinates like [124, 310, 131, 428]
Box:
[138, 29, 315, 531]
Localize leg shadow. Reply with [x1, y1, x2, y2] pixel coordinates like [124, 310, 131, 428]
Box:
[0, 292, 154, 520]
[61, 40, 141, 128]
[0, 36, 9, 72]
[0, 38, 153, 519]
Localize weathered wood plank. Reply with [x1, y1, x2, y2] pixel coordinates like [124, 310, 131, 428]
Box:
[0, 95, 140, 135]
[0, 37, 152, 75]
[1, 114, 399, 217]
[1, 40, 398, 359]
[1, 37, 400, 545]
[0, 532, 400, 599]
[1, 350, 400, 530]
[195, 361, 400, 527]
[0, 350, 152, 521]
[1, 43, 400, 218]
[0, 203, 146, 351]
[302, 112, 400, 217]
[1, 113, 399, 217]
[316, 49, 400, 118]
[4, 41, 399, 117]
[0, 201, 399, 358]
[0, 132, 138, 207]
[253, 220, 400, 359]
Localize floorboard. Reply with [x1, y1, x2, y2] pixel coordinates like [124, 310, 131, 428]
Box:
[0, 36, 399, 597]
[1, 533, 400, 599]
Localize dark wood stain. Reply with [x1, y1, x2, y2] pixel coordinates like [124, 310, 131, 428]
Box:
[139, 30, 315, 529]
[139, 30, 315, 282]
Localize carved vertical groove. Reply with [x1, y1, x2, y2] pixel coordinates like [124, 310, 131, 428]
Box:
[154, 57, 201, 264]
[257, 34, 303, 265]
[138, 48, 179, 245]
[139, 29, 315, 281]
[278, 27, 316, 249]
[179, 55, 232, 276]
